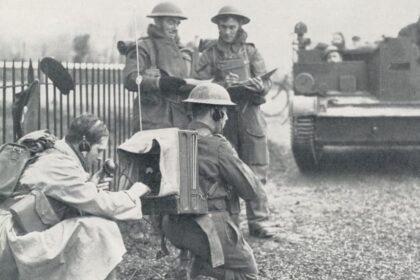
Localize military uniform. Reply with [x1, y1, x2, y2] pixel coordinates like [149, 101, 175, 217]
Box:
[195, 29, 271, 232]
[0, 139, 145, 280]
[122, 24, 191, 131]
[162, 121, 259, 279]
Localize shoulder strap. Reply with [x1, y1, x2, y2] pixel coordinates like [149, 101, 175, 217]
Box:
[142, 38, 158, 68]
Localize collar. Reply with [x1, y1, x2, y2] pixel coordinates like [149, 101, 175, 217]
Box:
[216, 28, 248, 53]
[147, 24, 181, 45]
[188, 121, 214, 136]
[60, 138, 88, 171]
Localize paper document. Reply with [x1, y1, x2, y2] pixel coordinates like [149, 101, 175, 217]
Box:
[228, 68, 278, 89]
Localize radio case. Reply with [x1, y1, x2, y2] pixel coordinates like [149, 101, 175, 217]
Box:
[117, 128, 208, 215]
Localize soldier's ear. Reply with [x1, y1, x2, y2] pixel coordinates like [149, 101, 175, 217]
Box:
[212, 108, 224, 122]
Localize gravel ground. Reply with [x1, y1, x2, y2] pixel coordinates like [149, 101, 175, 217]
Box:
[116, 107, 420, 279]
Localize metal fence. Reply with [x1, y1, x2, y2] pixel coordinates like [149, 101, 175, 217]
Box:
[0, 60, 136, 161]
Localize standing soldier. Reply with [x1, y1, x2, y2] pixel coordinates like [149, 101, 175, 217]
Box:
[120, 2, 191, 132]
[195, 6, 275, 238]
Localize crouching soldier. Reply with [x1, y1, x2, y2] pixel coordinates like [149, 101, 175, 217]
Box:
[0, 114, 151, 280]
[162, 83, 261, 279]
[195, 5, 275, 238]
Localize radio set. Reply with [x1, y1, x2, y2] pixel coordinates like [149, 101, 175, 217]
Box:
[117, 128, 208, 215]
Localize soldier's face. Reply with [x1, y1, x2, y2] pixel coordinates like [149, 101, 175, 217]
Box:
[327, 51, 342, 63]
[214, 106, 228, 133]
[332, 33, 344, 46]
[155, 17, 181, 40]
[85, 136, 108, 167]
[218, 17, 241, 43]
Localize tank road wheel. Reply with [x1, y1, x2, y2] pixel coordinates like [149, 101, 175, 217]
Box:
[291, 116, 322, 172]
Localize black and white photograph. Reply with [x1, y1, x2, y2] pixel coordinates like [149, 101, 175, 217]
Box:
[1, 0, 420, 279]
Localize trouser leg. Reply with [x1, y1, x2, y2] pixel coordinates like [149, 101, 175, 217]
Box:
[245, 164, 270, 226]
[162, 214, 258, 280]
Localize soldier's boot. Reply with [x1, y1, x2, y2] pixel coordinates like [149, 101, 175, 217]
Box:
[173, 249, 193, 280]
[191, 259, 225, 280]
[248, 220, 277, 239]
[246, 164, 277, 238]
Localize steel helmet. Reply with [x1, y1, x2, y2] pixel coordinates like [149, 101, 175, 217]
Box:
[183, 83, 236, 106]
[211, 6, 250, 25]
[147, 2, 187, 20]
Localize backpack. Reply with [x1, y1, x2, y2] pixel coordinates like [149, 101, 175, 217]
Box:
[0, 130, 57, 201]
[0, 143, 32, 200]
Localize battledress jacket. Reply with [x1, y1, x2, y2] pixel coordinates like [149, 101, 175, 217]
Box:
[162, 121, 259, 274]
[0, 139, 144, 280]
[195, 29, 271, 166]
[122, 24, 190, 131]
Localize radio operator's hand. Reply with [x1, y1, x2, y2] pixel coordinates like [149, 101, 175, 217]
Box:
[128, 182, 151, 198]
[225, 72, 239, 87]
[244, 77, 265, 93]
[159, 76, 186, 92]
[90, 170, 102, 185]
[136, 75, 143, 85]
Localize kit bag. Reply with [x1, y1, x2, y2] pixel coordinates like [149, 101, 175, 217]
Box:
[0, 143, 31, 200]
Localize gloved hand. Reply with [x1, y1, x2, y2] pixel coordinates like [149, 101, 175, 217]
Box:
[244, 77, 265, 93]
[159, 76, 186, 92]
[224, 72, 240, 87]
[129, 182, 152, 198]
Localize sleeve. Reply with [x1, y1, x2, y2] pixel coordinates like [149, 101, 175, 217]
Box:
[38, 155, 143, 221]
[122, 43, 160, 92]
[217, 141, 259, 200]
[248, 45, 272, 96]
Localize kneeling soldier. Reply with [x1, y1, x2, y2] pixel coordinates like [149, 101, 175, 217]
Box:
[162, 83, 261, 279]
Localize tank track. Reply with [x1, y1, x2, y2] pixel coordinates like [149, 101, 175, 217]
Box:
[291, 116, 321, 172]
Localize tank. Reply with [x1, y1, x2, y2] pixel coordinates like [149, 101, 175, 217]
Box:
[291, 23, 420, 172]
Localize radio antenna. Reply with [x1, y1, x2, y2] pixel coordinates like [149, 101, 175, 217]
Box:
[134, 9, 143, 131]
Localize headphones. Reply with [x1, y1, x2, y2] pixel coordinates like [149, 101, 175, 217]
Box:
[212, 108, 225, 122]
[77, 120, 106, 155]
[78, 135, 91, 154]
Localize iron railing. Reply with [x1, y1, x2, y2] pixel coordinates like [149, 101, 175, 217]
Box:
[0, 60, 136, 162]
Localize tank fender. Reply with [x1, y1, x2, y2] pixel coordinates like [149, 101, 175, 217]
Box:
[291, 96, 319, 116]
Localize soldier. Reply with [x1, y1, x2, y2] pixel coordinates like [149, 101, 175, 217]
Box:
[331, 32, 346, 51]
[398, 15, 420, 48]
[324, 46, 343, 63]
[121, 2, 191, 132]
[195, 5, 275, 238]
[0, 114, 151, 280]
[162, 83, 260, 279]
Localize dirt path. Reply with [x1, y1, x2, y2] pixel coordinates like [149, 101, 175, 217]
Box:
[253, 117, 420, 279]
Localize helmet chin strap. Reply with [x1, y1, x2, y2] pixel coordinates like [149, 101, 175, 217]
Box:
[214, 120, 224, 134]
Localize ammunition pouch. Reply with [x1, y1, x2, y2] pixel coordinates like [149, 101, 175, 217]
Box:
[3, 190, 82, 235]
[8, 190, 62, 234]
[207, 197, 227, 212]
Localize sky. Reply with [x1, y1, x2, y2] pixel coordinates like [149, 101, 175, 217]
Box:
[0, 0, 420, 75]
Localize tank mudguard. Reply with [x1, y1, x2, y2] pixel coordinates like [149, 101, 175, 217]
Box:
[291, 96, 319, 116]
